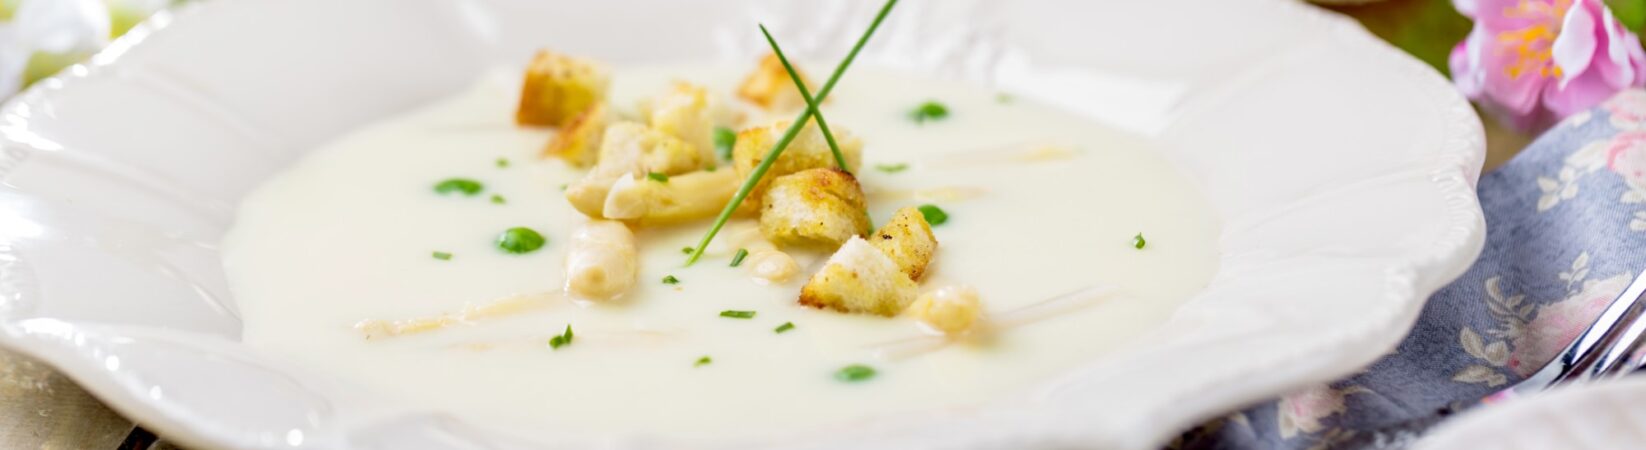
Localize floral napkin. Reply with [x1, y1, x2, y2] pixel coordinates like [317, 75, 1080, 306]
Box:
[1176, 89, 1646, 450]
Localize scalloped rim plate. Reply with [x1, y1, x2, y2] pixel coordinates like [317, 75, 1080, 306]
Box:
[0, 0, 1486, 449]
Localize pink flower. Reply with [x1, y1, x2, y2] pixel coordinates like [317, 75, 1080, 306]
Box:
[1604, 89, 1646, 129]
[1506, 273, 1630, 376]
[1605, 131, 1646, 189]
[1451, 0, 1646, 132]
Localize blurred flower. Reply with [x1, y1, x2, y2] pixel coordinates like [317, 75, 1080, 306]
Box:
[1451, 0, 1646, 132]
[0, 0, 110, 98]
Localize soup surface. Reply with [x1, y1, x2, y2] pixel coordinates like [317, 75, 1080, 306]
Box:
[222, 64, 1220, 442]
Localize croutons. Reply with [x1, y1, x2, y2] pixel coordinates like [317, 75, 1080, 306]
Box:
[798, 237, 918, 316]
[737, 53, 815, 111]
[602, 169, 740, 225]
[906, 285, 981, 334]
[647, 81, 716, 161]
[543, 103, 607, 167]
[732, 119, 863, 203]
[759, 168, 869, 249]
[516, 50, 610, 127]
[868, 206, 937, 280]
[565, 122, 708, 218]
[564, 221, 639, 302]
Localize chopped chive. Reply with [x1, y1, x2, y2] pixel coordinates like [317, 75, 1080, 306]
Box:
[433, 178, 483, 196]
[730, 248, 750, 267]
[490, 194, 506, 204]
[719, 310, 756, 319]
[917, 204, 948, 226]
[496, 227, 546, 254]
[685, 0, 901, 266]
[774, 322, 795, 333]
[431, 251, 453, 261]
[909, 101, 949, 124]
[1133, 233, 1147, 249]
[681, 246, 695, 255]
[759, 24, 849, 173]
[495, 157, 510, 168]
[874, 162, 909, 173]
[694, 356, 712, 367]
[714, 127, 737, 161]
[995, 92, 1014, 104]
[834, 364, 876, 382]
[548, 325, 574, 350]
[646, 172, 669, 183]
[663, 275, 680, 285]
[559, 183, 568, 191]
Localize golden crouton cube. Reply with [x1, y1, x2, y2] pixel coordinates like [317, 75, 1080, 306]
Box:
[543, 103, 607, 167]
[732, 119, 863, 203]
[869, 206, 938, 280]
[565, 122, 708, 218]
[906, 285, 981, 334]
[799, 237, 918, 316]
[599, 121, 706, 176]
[737, 53, 816, 111]
[760, 168, 869, 249]
[516, 50, 610, 127]
[647, 81, 716, 160]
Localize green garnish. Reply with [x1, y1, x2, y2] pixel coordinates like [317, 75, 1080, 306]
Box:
[713, 127, 737, 161]
[759, 24, 850, 174]
[495, 157, 510, 168]
[685, 0, 901, 266]
[490, 194, 506, 204]
[663, 275, 680, 285]
[719, 310, 756, 319]
[433, 178, 483, 196]
[647, 172, 669, 183]
[1133, 233, 1147, 249]
[559, 183, 568, 191]
[730, 248, 749, 267]
[681, 246, 695, 255]
[432, 251, 453, 261]
[995, 93, 1014, 104]
[548, 325, 574, 350]
[774, 322, 795, 333]
[874, 162, 909, 173]
[909, 101, 949, 124]
[695, 356, 712, 367]
[496, 227, 546, 254]
[834, 364, 876, 382]
[917, 204, 948, 226]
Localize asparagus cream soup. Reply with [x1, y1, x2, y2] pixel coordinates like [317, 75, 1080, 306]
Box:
[222, 59, 1219, 442]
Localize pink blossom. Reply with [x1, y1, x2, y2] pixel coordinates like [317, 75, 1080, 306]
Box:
[1451, 0, 1646, 132]
[1506, 273, 1630, 376]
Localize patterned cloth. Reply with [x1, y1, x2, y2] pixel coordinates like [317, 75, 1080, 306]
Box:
[1180, 89, 1646, 450]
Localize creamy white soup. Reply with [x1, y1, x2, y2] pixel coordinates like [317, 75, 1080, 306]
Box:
[222, 64, 1219, 443]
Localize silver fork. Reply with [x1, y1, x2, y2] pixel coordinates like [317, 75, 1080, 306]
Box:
[1507, 267, 1646, 395]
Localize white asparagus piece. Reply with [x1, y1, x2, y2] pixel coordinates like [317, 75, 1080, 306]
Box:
[601, 169, 739, 225]
[564, 220, 639, 302]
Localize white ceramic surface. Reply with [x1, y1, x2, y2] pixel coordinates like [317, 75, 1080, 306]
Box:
[1414, 378, 1646, 449]
[0, 0, 1487, 449]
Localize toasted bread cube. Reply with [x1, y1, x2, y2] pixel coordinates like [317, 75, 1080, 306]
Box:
[565, 221, 638, 302]
[647, 81, 716, 161]
[565, 122, 708, 218]
[869, 207, 938, 280]
[516, 50, 610, 127]
[759, 168, 868, 249]
[543, 103, 608, 167]
[737, 53, 815, 111]
[732, 119, 863, 203]
[906, 285, 981, 334]
[799, 237, 918, 316]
